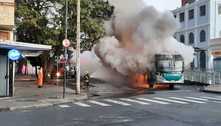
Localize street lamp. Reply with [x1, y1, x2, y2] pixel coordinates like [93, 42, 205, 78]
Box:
[76, 0, 81, 94]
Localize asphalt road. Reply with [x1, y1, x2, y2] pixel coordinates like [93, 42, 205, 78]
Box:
[0, 85, 221, 126]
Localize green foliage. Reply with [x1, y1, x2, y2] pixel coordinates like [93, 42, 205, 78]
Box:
[16, 0, 114, 51]
[16, 0, 57, 45]
[56, 0, 114, 51]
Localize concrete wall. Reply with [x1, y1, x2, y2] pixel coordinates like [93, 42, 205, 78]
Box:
[0, 0, 14, 28]
[173, 0, 210, 46]
[0, 0, 14, 41]
[0, 0, 14, 2]
[210, 0, 221, 39]
[172, 0, 221, 70]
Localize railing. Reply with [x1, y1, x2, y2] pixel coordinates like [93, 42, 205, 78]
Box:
[184, 69, 221, 85]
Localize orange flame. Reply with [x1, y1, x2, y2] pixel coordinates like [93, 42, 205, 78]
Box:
[131, 74, 149, 89]
[131, 73, 170, 90]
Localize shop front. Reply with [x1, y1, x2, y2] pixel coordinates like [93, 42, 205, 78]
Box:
[208, 38, 221, 72]
[0, 41, 51, 97]
[0, 49, 9, 96]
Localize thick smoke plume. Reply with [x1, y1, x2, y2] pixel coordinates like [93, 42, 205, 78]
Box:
[94, 0, 194, 76]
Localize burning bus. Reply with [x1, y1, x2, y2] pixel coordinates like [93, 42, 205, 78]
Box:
[153, 54, 184, 89]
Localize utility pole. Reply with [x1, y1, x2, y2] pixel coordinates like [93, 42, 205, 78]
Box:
[63, 0, 69, 98]
[76, 0, 81, 94]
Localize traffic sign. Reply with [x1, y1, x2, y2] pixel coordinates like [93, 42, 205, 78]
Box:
[8, 49, 21, 61]
[62, 39, 70, 48]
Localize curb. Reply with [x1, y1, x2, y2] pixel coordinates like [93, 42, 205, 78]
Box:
[0, 107, 10, 112]
[183, 80, 209, 86]
[9, 103, 54, 111]
[0, 93, 88, 112]
[202, 85, 221, 94]
[202, 89, 221, 94]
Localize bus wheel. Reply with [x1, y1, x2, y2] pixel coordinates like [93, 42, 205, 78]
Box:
[169, 84, 174, 90]
[149, 84, 154, 89]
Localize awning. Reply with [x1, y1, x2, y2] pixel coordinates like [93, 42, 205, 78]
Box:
[0, 41, 52, 51]
[22, 51, 44, 57]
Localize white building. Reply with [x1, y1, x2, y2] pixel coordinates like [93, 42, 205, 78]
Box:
[173, 0, 221, 71]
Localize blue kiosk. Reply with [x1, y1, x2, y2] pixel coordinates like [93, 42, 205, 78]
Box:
[0, 41, 51, 97]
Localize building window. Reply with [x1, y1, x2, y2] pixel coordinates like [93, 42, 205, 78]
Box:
[189, 9, 194, 20]
[189, 32, 194, 44]
[218, 5, 221, 15]
[180, 34, 185, 43]
[179, 12, 185, 22]
[200, 5, 206, 16]
[200, 30, 206, 42]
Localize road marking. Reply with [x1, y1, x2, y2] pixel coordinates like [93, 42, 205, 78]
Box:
[185, 97, 208, 101]
[104, 99, 131, 106]
[58, 104, 71, 108]
[136, 98, 170, 105]
[74, 102, 91, 107]
[120, 98, 150, 105]
[170, 97, 206, 104]
[88, 100, 111, 107]
[201, 96, 221, 101]
[154, 97, 188, 104]
[210, 100, 221, 103]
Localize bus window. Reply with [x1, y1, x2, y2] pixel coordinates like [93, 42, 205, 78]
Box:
[157, 60, 171, 72]
[174, 61, 183, 72]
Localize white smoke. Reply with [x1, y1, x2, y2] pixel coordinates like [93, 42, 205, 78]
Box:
[95, 0, 194, 76]
[69, 48, 101, 75]
[70, 0, 194, 82]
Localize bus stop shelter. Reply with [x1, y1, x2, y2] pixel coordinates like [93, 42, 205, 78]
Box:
[0, 41, 51, 97]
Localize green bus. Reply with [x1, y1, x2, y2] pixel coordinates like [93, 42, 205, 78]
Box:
[154, 54, 184, 89]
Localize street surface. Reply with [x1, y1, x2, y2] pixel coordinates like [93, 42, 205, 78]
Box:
[0, 85, 221, 126]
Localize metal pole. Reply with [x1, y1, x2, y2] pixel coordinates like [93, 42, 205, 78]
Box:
[63, 50, 67, 98]
[218, 72, 221, 84]
[76, 0, 81, 94]
[199, 72, 202, 83]
[12, 61, 15, 96]
[65, 0, 68, 39]
[63, 0, 69, 98]
[214, 72, 216, 84]
[56, 56, 59, 98]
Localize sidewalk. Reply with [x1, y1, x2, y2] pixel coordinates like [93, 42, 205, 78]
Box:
[203, 84, 221, 93]
[0, 77, 88, 112]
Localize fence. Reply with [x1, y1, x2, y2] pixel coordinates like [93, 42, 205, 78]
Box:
[184, 69, 221, 85]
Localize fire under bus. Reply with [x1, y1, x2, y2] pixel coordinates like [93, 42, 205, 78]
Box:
[152, 54, 184, 89]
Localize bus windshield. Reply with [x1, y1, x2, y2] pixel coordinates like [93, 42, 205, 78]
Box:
[156, 55, 184, 72]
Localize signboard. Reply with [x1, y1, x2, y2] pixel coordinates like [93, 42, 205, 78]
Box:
[211, 51, 221, 56]
[59, 58, 66, 64]
[62, 39, 70, 48]
[8, 49, 20, 61]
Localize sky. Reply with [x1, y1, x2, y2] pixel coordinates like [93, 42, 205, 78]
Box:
[143, 0, 181, 11]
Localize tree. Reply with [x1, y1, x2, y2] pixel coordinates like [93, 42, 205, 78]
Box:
[16, 0, 114, 50]
[16, 0, 59, 45]
[15, 0, 114, 80]
[54, 0, 114, 51]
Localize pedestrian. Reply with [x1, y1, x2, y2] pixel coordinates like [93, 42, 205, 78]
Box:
[83, 72, 90, 88]
[149, 71, 156, 88]
[36, 67, 43, 88]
